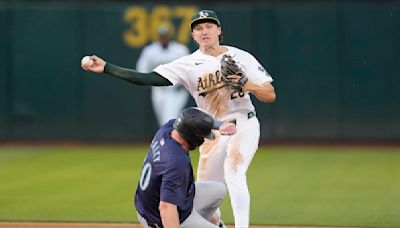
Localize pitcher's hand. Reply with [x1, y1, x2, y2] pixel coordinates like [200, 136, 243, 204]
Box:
[81, 55, 106, 73]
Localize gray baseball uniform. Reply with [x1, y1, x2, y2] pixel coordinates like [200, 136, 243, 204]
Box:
[135, 120, 225, 228]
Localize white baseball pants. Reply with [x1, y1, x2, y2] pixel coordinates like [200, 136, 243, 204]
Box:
[197, 113, 260, 228]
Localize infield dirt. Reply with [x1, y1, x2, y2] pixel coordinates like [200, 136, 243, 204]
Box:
[0, 222, 353, 228]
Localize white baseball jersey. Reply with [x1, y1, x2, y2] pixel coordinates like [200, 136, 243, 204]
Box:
[154, 45, 273, 120]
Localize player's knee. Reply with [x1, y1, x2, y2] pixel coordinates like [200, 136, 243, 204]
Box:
[224, 168, 247, 183]
[213, 181, 227, 200]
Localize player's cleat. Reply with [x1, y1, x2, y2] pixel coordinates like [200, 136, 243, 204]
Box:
[218, 219, 226, 228]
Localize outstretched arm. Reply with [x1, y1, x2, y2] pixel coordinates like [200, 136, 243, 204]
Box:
[104, 63, 172, 86]
[81, 55, 172, 86]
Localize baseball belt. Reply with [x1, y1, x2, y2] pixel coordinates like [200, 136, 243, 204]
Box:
[229, 111, 256, 125]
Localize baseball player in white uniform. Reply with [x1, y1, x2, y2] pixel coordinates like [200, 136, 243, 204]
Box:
[81, 9, 276, 228]
[136, 25, 190, 126]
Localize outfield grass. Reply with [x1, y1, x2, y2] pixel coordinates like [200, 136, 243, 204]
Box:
[0, 145, 399, 227]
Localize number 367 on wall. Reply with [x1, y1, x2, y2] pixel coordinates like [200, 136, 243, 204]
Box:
[123, 5, 198, 48]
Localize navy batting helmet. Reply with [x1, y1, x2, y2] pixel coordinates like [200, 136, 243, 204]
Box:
[173, 107, 215, 150]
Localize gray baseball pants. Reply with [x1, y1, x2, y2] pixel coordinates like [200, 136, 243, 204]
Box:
[137, 181, 226, 228]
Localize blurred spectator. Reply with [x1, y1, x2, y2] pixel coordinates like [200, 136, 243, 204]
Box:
[136, 25, 190, 126]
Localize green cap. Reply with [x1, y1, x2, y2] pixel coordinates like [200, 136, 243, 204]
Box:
[190, 10, 220, 29]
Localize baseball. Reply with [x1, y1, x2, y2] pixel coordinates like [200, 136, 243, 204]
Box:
[81, 56, 94, 67]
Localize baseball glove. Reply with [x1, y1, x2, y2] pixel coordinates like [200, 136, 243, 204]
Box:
[220, 54, 248, 92]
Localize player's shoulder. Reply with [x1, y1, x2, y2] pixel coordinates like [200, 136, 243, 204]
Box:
[161, 143, 189, 167]
[224, 45, 261, 64]
[225, 45, 253, 57]
[189, 49, 208, 60]
[154, 123, 188, 160]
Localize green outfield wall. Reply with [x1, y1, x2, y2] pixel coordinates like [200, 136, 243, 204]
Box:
[1, 2, 399, 141]
[0, 7, 8, 138]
